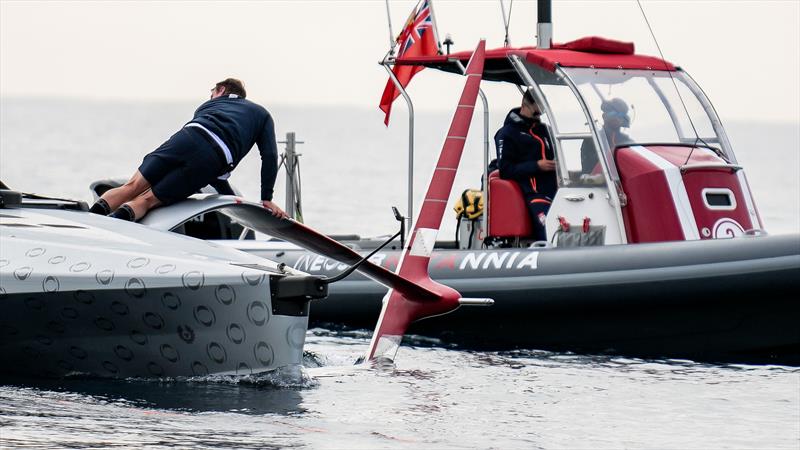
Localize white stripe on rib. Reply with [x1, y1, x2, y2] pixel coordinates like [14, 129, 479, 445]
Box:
[630, 146, 700, 240]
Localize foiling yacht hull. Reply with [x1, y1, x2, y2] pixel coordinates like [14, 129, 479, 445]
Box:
[0, 204, 309, 378]
[1, 282, 306, 379]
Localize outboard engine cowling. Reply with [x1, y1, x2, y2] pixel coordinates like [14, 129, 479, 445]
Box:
[616, 145, 762, 243]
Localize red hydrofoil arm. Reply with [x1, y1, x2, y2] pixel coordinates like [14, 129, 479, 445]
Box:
[366, 40, 489, 361]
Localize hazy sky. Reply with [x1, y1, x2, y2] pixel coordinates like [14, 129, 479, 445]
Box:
[1, 1, 799, 122]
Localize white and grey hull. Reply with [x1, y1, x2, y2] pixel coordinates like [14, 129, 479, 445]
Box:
[1, 281, 307, 378]
[0, 205, 310, 378]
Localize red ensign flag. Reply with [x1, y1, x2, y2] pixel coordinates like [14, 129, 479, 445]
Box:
[379, 0, 439, 125]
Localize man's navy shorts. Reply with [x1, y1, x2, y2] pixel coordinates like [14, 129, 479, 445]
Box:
[138, 128, 225, 205]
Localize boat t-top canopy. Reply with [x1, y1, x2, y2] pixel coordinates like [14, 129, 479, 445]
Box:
[382, 36, 684, 233]
[394, 36, 676, 83]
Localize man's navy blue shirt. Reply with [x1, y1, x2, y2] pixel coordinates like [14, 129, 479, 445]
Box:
[190, 96, 278, 201]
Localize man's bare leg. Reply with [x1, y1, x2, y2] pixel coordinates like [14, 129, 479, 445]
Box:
[108, 189, 161, 222]
[101, 171, 152, 211]
[126, 189, 162, 220]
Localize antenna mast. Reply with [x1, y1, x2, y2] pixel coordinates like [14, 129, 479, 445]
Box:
[385, 0, 396, 54]
[537, 0, 552, 49]
[500, 0, 513, 47]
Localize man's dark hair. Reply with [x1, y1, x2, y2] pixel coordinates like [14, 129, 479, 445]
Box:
[522, 89, 536, 107]
[215, 78, 247, 98]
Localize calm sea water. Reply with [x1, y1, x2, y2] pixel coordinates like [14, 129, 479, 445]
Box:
[1, 99, 799, 449]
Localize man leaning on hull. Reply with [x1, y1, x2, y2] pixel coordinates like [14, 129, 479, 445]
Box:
[89, 78, 287, 221]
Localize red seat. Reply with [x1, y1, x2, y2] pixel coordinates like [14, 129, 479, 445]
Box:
[487, 170, 533, 238]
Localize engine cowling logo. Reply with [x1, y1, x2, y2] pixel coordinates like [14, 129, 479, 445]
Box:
[712, 218, 745, 238]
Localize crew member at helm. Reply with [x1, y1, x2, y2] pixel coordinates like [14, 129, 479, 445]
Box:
[89, 78, 287, 222]
[494, 89, 557, 242]
[581, 97, 633, 174]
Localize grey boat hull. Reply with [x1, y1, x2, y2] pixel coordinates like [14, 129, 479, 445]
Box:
[1, 284, 306, 379]
[236, 233, 800, 364]
[1, 205, 309, 378]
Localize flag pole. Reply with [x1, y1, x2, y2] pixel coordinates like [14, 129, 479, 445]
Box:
[427, 0, 443, 53]
[384, 0, 396, 54]
[382, 63, 415, 232]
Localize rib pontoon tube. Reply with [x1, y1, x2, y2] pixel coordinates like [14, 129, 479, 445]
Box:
[247, 233, 800, 365]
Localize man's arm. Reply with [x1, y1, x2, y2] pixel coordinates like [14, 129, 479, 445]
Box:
[256, 112, 287, 218]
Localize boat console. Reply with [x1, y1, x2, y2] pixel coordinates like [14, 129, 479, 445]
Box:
[616, 144, 756, 242]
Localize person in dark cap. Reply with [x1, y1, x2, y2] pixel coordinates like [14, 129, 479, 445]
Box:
[88, 78, 286, 222]
[494, 89, 557, 242]
[581, 97, 633, 174]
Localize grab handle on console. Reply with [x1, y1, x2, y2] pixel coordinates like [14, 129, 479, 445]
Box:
[680, 163, 742, 174]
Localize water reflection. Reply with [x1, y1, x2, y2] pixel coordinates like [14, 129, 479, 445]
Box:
[1, 328, 798, 449]
[1, 376, 309, 415]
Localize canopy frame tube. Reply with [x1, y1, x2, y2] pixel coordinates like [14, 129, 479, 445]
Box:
[509, 54, 629, 244]
[455, 59, 490, 241]
[554, 65, 629, 243]
[383, 57, 491, 246]
[382, 61, 415, 233]
[679, 70, 737, 164]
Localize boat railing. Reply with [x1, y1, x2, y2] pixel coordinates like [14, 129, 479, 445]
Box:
[278, 132, 304, 223]
[554, 131, 593, 140]
[381, 59, 415, 234]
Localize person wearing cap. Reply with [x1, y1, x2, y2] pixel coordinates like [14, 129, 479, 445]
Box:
[89, 78, 287, 222]
[494, 90, 557, 242]
[581, 97, 633, 174]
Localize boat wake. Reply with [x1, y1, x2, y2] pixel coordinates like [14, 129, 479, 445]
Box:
[151, 363, 318, 389]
